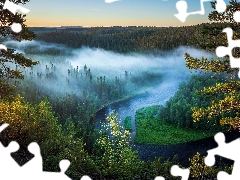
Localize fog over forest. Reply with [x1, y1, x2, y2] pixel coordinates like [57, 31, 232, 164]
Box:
[2, 39, 219, 102]
[5, 39, 216, 78]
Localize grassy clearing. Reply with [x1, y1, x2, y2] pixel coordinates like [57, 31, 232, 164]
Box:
[134, 106, 217, 145]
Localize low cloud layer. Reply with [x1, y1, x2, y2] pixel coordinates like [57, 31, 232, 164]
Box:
[4, 39, 216, 97]
[5, 39, 215, 78]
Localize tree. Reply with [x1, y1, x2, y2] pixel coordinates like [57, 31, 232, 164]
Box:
[0, 0, 37, 98]
[94, 112, 142, 179]
[185, 0, 240, 130]
[0, 95, 96, 179]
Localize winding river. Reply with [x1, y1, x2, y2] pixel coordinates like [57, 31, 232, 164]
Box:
[95, 74, 240, 166]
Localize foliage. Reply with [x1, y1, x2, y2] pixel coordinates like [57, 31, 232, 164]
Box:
[184, 0, 240, 131]
[94, 112, 142, 179]
[189, 152, 233, 179]
[134, 106, 215, 145]
[159, 75, 226, 131]
[124, 116, 132, 132]
[0, 0, 38, 98]
[34, 25, 209, 53]
[0, 95, 96, 178]
[139, 157, 180, 180]
[12, 52, 163, 152]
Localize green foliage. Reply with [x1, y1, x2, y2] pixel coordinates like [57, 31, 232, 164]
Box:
[0, 79, 16, 100]
[35, 25, 208, 53]
[189, 152, 233, 179]
[0, 1, 38, 98]
[184, 0, 240, 131]
[159, 75, 226, 131]
[12, 52, 163, 152]
[0, 1, 237, 179]
[140, 157, 180, 180]
[94, 112, 142, 179]
[135, 106, 215, 145]
[124, 116, 132, 132]
[0, 95, 95, 177]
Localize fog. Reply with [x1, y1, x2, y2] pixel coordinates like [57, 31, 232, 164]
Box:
[4, 39, 216, 98]
[5, 39, 215, 74]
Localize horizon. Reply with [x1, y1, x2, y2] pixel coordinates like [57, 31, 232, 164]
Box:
[24, 0, 213, 27]
[27, 25, 201, 28]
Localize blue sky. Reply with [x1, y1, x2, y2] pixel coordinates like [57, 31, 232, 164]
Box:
[23, 0, 215, 27]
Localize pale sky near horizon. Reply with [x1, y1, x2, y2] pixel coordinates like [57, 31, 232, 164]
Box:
[22, 0, 215, 27]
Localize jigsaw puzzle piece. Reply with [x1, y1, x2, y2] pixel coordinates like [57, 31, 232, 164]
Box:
[175, 0, 212, 22]
[21, 142, 42, 173]
[215, 0, 227, 13]
[3, 0, 30, 15]
[215, 27, 240, 77]
[0, 141, 21, 179]
[205, 132, 240, 179]
[0, 123, 22, 179]
[205, 132, 240, 166]
[175, 0, 188, 22]
[154, 176, 165, 180]
[41, 160, 73, 180]
[81, 175, 92, 180]
[171, 165, 190, 180]
[217, 171, 232, 180]
[0, 123, 9, 132]
[205, 132, 226, 166]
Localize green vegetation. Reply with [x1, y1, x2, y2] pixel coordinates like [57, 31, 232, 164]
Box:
[0, 0, 37, 99]
[94, 112, 142, 179]
[134, 74, 228, 145]
[34, 23, 231, 54]
[10, 52, 163, 153]
[124, 116, 132, 132]
[159, 74, 227, 132]
[0, 0, 239, 179]
[188, 152, 233, 179]
[184, 0, 240, 131]
[135, 106, 216, 145]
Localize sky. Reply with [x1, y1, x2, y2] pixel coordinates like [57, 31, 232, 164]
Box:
[22, 0, 215, 27]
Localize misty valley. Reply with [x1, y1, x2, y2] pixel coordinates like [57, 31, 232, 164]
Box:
[1, 24, 239, 179]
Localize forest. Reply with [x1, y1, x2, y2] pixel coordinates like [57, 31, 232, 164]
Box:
[1, 0, 240, 180]
[31, 22, 229, 53]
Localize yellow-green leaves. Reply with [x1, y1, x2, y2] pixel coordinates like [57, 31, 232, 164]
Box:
[95, 112, 142, 178]
[189, 152, 232, 179]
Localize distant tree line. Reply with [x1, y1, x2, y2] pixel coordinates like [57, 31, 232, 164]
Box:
[33, 24, 229, 53]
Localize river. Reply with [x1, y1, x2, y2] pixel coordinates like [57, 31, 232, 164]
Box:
[95, 74, 240, 166]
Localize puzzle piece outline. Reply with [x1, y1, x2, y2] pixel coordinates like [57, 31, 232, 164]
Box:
[3, 0, 30, 33]
[216, 27, 240, 78]
[175, 0, 227, 22]
[205, 132, 240, 180]
[0, 123, 92, 180]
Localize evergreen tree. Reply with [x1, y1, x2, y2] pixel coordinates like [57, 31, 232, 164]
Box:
[0, 0, 37, 99]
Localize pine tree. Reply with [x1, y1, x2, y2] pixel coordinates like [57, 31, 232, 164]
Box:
[0, 0, 37, 99]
